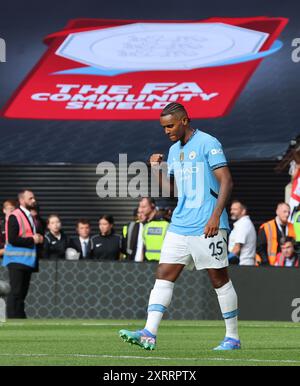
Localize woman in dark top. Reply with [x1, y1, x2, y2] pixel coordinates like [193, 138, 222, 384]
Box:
[43, 214, 68, 259]
[91, 215, 121, 261]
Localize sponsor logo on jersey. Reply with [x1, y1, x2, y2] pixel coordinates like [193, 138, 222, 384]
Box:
[211, 148, 224, 155]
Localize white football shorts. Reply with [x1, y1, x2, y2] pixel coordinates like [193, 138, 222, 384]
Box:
[160, 229, 229, 270]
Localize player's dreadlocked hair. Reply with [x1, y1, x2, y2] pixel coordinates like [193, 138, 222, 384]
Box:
[160, 102, 191, 122]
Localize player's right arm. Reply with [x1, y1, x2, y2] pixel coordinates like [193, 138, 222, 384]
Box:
[149, 153, 175, 198]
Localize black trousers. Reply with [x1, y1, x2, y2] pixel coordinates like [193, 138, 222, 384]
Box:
[7, 265, 32, 319]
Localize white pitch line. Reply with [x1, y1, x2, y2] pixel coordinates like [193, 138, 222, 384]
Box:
[78, 323, 300, 329]
[0, 353, 299, 364]
[81, 323, 129, 326]
[2, 322, 300, 329]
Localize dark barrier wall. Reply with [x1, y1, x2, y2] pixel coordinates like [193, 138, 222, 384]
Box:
[0, 261, 219, 320]
[0, 262, 299, 321]
[230, 266, 300, 321]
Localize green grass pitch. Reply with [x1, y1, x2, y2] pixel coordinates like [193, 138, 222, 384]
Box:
[0, 320, 299, 366]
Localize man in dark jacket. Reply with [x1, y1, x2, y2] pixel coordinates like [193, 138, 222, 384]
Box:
[122, 208, 147, 261]
[69, 219, 93, 259]
[274, 237, 299, 267]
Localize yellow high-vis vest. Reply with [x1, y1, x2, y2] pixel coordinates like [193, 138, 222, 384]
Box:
[294, 211, 300, 242]
[143, 220, 169, 261]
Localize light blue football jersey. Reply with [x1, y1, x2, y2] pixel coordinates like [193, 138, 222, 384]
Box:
[167, 129, 230, 236]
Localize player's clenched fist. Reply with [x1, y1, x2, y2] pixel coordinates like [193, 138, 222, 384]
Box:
[149, 154, 164, 167]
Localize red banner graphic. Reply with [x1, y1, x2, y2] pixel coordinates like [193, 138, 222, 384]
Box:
[1, 17, 288, 120]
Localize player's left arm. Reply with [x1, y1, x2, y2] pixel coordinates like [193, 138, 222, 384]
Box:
[204, 166, 233, 238]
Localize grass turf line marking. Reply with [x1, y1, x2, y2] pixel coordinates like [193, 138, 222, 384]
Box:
[2, 322, 300, 329]
[0, 353, 299, 364]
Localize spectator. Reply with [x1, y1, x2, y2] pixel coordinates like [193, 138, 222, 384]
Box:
[289, 161, 300, 221]
[91, 215, 121, 261]
[122, 208, 147, 262]
[2, 199, 17, 220]
[0, 200, 17, 257]
[139, 197, 157, 222]
[228, 200, 257, 266]
[3, 190, 44, 318]
[140, 197, 169, 262]
[69, 219, 93, 259]
[43, 215, 68, 259]
[274, 237, 299, 268]
[256, 203, 296, 266]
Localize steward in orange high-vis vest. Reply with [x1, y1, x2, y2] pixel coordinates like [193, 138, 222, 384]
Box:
[3, 208, 37, 268]
[2, 190, 44, 319]
[256, 202, 296, 266]
[256, 219, 296, 266]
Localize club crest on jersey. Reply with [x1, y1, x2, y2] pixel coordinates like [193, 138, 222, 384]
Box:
[189, 151, 197, 160]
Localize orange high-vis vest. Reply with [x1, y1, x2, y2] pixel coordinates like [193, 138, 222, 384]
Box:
[256, 219, 296, 266]
[5, 208, 34, 242]
[3, 208, 36, 268]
